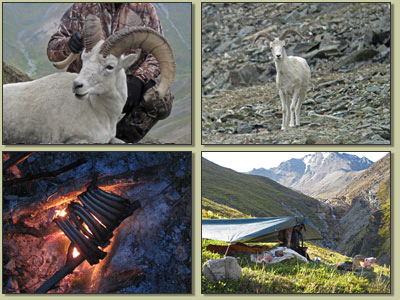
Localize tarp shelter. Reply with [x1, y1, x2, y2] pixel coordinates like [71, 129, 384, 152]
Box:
[202, 216, 322, 243]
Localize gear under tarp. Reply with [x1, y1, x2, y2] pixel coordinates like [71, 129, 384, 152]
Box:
[202, 216, 322, 243]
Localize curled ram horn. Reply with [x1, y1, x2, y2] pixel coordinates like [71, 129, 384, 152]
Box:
[279, 28, 305, 41]
[243, 26, 277, 46]
[252, 29, 275, 45]
[53, 15, 104, 70]
[99, 26, 176, 100]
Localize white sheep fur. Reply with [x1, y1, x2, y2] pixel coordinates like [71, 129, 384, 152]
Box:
[3, 15, 175, 144]
[3, 42, 136, 144]
[252, 29, 311, 130]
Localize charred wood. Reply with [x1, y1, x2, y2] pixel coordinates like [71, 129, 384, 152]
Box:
[4, 158, 87, 186]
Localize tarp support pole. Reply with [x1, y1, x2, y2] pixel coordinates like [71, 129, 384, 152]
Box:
[224, 243, 231, 257]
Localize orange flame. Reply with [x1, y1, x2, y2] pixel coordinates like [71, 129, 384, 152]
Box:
[72, 247, 80, 258]
[82, 223, 93, 236]
[56, 209, 67, 218]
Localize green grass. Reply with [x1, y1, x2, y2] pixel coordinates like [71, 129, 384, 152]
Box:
[375, 178, 390, 258]
[202, 239, 391, 294]
[202, 197, 251, 219]
[201, 195, 390, 294]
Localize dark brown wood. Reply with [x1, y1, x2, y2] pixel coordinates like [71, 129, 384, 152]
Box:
[4, 158, 87, 186]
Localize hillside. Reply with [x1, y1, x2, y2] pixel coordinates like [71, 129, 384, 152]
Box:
[328, 153, 391, 266]
[202, 155, 391, 266]
[202, 197, 251, 219]
[2, 62, 32, 84]
[201, 158, 325, 229]
[2, 3, 71, 78]
[202, 3, 390, 144]
[149, 74, 192, 144]
[248, 152, 373, 199]
[153, 3, 191, 75]
[3, 3, 191, 78]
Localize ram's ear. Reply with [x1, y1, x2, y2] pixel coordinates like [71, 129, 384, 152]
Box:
[120, 53, 138, 70]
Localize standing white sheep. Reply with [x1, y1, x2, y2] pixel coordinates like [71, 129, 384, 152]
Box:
[2, 15, 175, 144]
[252, 29, 311, 130]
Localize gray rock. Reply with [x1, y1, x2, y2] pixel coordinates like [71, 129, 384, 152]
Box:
[229, 70, 241, 88]
[237, 26, 256, 38]
[203, 22, 219, 33]
[293, 42, 320, 54]
[215, 40, 232, 53]
[317, 79, 345, 89]
[238, 63, 260, 86]
[303, 44, 340, 60]
[309, 112, 343, 124]
[235, 123, 253, 134]
[203, 257, 242, 281]
[285, 10, 301, 23]
[333, 48, 379, 70]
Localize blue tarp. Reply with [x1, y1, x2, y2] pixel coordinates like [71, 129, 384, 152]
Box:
[202, 216, 322, 243]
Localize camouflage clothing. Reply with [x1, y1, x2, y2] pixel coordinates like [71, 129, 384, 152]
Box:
[47, 3, 162, 80]
[48, 3, 174, 143]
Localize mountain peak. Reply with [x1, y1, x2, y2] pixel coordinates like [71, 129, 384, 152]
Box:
[248, 152, 374, 198]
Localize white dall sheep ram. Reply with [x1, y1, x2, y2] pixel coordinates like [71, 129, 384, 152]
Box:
[3, 15, 175, 144]
[252, 29, 311, 130]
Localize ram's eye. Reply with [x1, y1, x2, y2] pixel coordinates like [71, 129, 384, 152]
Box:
[106, 65, 114, 70]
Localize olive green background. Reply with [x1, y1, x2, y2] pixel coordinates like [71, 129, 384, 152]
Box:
[0, 0, 397, 298]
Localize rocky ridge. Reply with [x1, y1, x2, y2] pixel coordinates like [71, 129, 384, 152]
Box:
[327, 154, 391, 266]
[248, 152, 373, 199]
[202, 3, 390, 144]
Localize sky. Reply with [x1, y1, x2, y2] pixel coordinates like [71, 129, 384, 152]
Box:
[202, 152, 389, 173]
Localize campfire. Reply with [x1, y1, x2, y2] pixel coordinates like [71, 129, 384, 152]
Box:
[3, 152, 192, 294]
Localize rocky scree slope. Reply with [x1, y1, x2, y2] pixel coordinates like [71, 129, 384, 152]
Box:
[202, 3, 390, 144]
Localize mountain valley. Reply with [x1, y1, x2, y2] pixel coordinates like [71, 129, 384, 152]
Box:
[202, 153, 391, 266]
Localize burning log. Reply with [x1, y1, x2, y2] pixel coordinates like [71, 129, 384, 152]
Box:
[34, 174, 141, 293]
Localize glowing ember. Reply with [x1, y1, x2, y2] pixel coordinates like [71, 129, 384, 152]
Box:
[83, 223, 93, 235]
[56, 209, 67, 218]
[72, 247, 80, 258]
[91, 213, 106, 228]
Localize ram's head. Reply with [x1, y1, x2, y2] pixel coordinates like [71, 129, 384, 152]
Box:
[56, 15, 175, 103]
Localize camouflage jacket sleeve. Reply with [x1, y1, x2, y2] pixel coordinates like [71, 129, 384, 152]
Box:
[47, 4, 82, 65]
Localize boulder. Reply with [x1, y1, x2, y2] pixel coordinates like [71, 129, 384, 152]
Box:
[202, 257, 242, 281]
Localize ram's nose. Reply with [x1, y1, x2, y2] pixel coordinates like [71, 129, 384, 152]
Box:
[276, 54, 281, 59]
[72, 81, 84, 94]
[72, 80, 88, 100]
